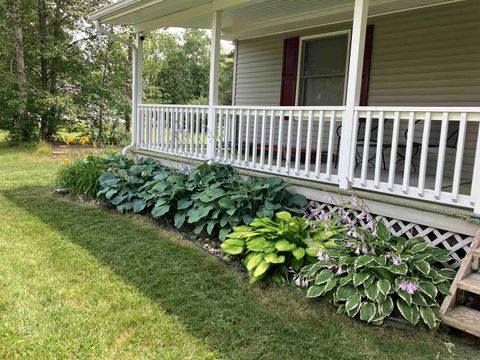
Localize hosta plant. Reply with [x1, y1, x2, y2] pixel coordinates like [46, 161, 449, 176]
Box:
[299, 222, 454, 329]
[221, 211, 343, 283]
[97, 157, 163, 213]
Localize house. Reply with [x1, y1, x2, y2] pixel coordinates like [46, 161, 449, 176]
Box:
[89, 0, 480, 330]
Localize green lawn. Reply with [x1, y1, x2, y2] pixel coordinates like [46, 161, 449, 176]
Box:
[0, 137, 479, 359]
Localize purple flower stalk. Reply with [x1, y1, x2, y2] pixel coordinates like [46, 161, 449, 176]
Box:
[294, 274, 309, 288]
[317, 250, 330, 262]
[399, 280, 419, 294]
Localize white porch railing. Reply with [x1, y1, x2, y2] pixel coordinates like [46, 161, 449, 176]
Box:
[136, 104, 480, 213]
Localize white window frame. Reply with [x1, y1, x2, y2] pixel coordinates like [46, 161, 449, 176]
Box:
[295, 30, 352, 106]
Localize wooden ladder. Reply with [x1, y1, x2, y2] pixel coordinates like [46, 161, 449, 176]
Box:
[441, 230, 480, 337]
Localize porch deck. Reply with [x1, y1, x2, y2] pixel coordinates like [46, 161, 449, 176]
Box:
[135, 104, 480, 213]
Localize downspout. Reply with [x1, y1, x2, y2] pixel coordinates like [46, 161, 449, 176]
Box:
[94, 20, 139, 155]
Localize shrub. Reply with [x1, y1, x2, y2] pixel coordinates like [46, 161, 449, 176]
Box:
[221, 211, 343, 283]
[299, 222, 454, 329]
[56, 155, 117, 198]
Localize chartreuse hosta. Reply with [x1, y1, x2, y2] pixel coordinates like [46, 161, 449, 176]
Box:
[221, 211, 344, 283]
[299, 222, 455, 329]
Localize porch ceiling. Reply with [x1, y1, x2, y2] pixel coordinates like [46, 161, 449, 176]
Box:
[89, 0, 465, 40]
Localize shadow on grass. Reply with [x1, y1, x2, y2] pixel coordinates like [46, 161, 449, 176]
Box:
[3, 186, 479, 360]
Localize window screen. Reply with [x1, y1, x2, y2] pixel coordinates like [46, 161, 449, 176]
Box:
[298, 34, 349, 106]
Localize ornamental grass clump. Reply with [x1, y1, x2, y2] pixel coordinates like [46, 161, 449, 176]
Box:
[299, 220, 454, 329]
[56, 155, 119, 198]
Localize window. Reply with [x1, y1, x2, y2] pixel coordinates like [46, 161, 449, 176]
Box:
[297, 32, 350, 106]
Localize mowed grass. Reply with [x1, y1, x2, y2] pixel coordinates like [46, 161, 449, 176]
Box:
[0, 136, 479, 359]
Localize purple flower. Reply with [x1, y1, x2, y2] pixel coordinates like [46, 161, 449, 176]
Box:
[345, 241, 355, 248]
[361, 246, 369, 255]
[399, 280, 419, 294]
[317, 250, 330, 262]
[335, 266, 344, 275]
[351, 195, 360, 209]
[354, 247, 361, 255]
[294, 273, 309, 288]
[392, 256, 403, 265]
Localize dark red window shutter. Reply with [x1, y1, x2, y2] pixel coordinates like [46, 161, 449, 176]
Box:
[280, 37, 300, 106]
[360, 24, 374, 106]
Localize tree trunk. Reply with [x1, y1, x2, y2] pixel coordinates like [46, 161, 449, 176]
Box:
[37, 0, 49, 139]
[13, 0, 27, 110]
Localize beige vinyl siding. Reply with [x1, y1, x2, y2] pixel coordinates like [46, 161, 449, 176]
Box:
[233, 0, 479, 186]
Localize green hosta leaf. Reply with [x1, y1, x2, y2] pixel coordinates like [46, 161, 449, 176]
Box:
[377, 221, 390, 241]
[151, 204, 170, 218]
[292, 247, 306, 260]
[410, 242, 429, 253]
[389, 263, 408, 275]
[177, 198, 193, 210]
[375, 292, 386, 304]
[377, 279, 391, 296]
[363, 276, 375, 290]
[438, 268, 456, 280]
[414, 261, 431, 276]
[420, 306, 439, 329]
[207, 220, 216, 235]
[306, 284, 326, 298]
[374, 256, 387, 266]
[397, 290, 412, 306]
[365, 284, 379, 301]
[219, 227, 231, 241]
[346, 303, 361, 318]
[194, 221, 206, 235]
[275, 211, 292, 222]
[359, 302, 376, 323]
[315, 270, 334, 285]
[247, 237, 266, 252]
[253, 260, 270, 277]
[378, 296, 394, 317]
[345, 293, 362, 313]
[436, 281, 451, 296]
[323, 278, 337, 293]
[275, 240, 292, 252]
[397, 299, 415, 324]
[354, 255, 375, 269]
[174, 211, 186, 228]
[336, 284, 358, 301]
[353, 271, 371, 287]
[264, 253, 285, 264]
[188, 205, 214, 223]
[131, 198, 146, 213]
[419, 281, 438, 299]
[411, 304, 420, 325]
[412, 292, 428, 307]
[220, 239, 245, 255]
[338, 256, 355, 266]
[218, 197, 235, 209]
[339, 273, 354, 286]
[291, 257, 304, 271]
[220, 215, 230, 228]
[246, 253, 264, 271]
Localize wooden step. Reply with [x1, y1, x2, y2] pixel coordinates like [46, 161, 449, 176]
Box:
[473, 248, 480, 258]
[457, 273, 480, 295]
[442, 306, 480, 337]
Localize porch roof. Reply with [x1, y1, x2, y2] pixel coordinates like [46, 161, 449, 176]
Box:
[89, 0, 465, 40]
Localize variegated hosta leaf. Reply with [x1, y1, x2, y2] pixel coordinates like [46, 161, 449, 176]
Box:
[397, 290, 412, 306]
[315, 270, 334, 285]
[378, 296, 394, 317]
[345, 293, 361, 313]
[377, 279, 391, 296]
[336, 284, 358, 301]
[365, 284, 379, 301]
[353, 271, 371, 287]
[397, 299, 415, 324]
[306, 284, 326, 298]
[419, 281, 438, 299]
[359, 302, 377, 323]
[419, 306, 439, 329]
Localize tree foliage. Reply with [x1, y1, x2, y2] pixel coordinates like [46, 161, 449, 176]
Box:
[0, 0, 233, 144]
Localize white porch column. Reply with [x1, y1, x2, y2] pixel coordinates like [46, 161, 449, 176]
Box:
[130, 33, 144, 148]
[207, 10, 222, 159]
[338, 0, 369, 189]
[472, 126, 480, 215]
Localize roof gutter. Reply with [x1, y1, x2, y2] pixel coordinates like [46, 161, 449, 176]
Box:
[94, 20, 138, 155]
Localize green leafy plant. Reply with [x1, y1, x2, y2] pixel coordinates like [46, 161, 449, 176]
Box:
[97, 157, 162, 213]
[56, 155, 118, 198]
[300, 222, 454, 329]
[221, 211, 342, 283]
[183, 165, 307, 240]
